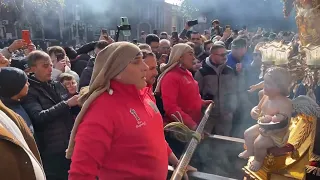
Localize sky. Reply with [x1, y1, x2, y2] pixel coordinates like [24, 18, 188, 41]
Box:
[165, 0, 182, 5]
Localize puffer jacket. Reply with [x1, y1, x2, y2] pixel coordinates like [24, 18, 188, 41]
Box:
[195, 57, 238, 115]
[22, 75, 74, 155]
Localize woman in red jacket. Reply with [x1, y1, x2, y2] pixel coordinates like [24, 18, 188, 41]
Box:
[155, 44, 211, 157]
[155, 43, 211, 130]
[66, 42, 173, 180]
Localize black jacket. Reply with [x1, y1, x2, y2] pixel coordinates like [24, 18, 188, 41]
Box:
[22, 75, 74, 154]
[79, 57, 95, 90]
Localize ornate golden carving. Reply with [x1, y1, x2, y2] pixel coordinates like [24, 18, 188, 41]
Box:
[295, 0, 320, 46]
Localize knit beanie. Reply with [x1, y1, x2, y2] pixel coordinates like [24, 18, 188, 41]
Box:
[66, 42, 141, 159]
[0, 67, 28, 98]
[154, 43, 193, 93]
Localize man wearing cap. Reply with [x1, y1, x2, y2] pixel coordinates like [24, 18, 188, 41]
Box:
[210, 19, 223, 38]
[227, 38, 250, 74]
[0, 67, 34, 134]
[227, 38, 253, 136]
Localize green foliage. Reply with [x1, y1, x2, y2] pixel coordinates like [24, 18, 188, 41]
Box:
[179, 0, 199, 19]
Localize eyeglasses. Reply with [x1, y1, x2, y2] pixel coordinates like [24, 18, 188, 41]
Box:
[63, 81, 77, 88]
[191, 38, 201, 41]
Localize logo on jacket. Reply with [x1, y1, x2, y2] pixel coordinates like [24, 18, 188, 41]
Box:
[130, 108, 146, 128]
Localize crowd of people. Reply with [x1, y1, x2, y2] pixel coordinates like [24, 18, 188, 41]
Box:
[0, 18, 301, 180]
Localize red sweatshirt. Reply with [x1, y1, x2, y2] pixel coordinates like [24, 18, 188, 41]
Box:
[69, 81, 170, 180]
[161, 65, 203, 129]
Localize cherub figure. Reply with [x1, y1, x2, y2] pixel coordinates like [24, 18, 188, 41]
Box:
[239, 67, 293, 172]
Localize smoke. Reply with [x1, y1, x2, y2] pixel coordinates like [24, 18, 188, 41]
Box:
[193, 0, 297, 32]
[191, 138, 247, 179]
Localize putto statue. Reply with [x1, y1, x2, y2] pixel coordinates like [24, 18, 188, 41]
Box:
[241, 68, 320, 180]
[239, 67, 293, 171]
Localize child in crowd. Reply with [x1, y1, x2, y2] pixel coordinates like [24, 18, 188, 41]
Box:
[59, 73, 80, 117]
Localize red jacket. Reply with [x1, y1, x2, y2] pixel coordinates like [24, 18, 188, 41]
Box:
[69, 81, 171, 180]
[142, 84, 156, 103]
[161, 65, 203, 129]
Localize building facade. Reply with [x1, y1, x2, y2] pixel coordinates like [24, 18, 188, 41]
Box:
[0, 0, 183, 44]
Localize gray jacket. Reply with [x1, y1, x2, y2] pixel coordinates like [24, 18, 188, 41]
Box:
[195, 58, 238, 115]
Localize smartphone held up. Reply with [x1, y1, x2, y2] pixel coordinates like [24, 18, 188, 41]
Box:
[22, 30, 31, 45]
[187, 17, 207, 27]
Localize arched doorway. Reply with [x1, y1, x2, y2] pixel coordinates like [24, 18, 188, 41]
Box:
[137, 22, 151, 39]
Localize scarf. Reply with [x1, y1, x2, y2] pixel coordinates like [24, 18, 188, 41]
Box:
[154, 43, 193, 93]
[66, 42, 141, 159]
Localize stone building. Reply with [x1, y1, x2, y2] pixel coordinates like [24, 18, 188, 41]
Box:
[0, 0, 183, 44]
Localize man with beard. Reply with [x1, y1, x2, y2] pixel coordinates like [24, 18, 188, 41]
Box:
[141, 50, 158, 94]
[146, 34, 160, 55]
[190, 32, 208, 62]
[158, 39, 171, 64]
[195, 44, 237, 136]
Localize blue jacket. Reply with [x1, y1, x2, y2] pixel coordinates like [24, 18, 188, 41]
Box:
[1, 97, 34, 134]
[226, 52, 252, 71]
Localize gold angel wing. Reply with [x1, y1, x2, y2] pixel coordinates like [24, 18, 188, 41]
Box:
[292, 95, 320, 118]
